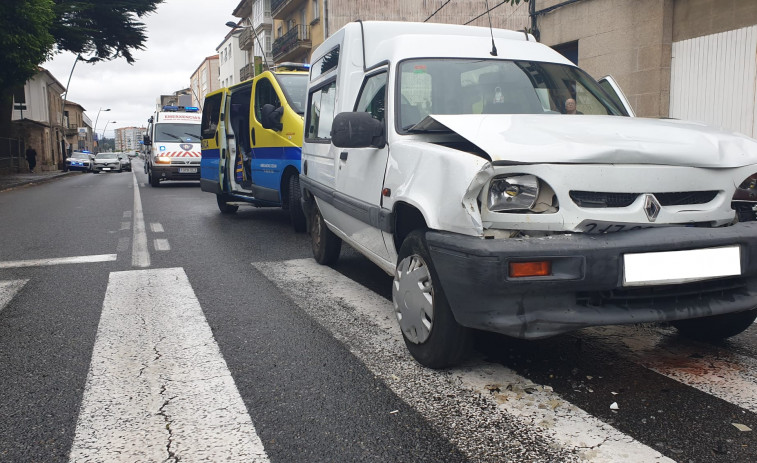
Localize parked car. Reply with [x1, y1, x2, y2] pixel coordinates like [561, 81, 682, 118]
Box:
[92, 152, 122, 173]
[117, 152, 132, 172]
[301, 21, 757, 368]
[65, 151, 92, 172]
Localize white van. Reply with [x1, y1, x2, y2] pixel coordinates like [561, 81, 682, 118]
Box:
[143, 105, 202, 187]
[300, 21, 757, 368]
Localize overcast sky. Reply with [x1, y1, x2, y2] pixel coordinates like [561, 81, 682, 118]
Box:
[44, 0, 240, 138]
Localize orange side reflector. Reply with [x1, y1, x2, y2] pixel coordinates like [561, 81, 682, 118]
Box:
[509, 261, 552, 278]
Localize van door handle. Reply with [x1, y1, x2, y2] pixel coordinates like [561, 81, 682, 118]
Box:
[251, 128, 256, 146]
[340, 151, 348, 161]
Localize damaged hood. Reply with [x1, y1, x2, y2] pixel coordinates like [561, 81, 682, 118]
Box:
[423, 114, 757, 168]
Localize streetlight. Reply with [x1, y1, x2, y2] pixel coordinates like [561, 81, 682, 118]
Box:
[101, 121, 116, 151]
[225, 21, 270, 70]
[93, 108, 110, 153]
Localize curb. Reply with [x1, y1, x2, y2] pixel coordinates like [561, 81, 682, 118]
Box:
[0, 171, 79, 193]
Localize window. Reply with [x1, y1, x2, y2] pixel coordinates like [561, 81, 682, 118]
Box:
[312, 0, 319, 21]
[355, 72, 387, 122]
[201, 93, 223, 139]
[254, 78, 281, 122]
[311, 46, 338, 80]
[306, 81, 336, 140]
[277, 25, 282, 38]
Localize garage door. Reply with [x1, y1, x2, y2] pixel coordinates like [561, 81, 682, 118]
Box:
[670, 25, 757, 138]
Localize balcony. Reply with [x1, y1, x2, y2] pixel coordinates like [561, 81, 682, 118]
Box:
[240, 63, 255, 82]
[271, 0, 300, 20]
[239, 28, 253, 50]
[272, 25, 311, 62]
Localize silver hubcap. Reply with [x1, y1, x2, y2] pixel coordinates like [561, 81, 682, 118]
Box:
[393, 254, 434, 344]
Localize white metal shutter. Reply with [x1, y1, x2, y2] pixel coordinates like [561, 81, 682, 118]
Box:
[670, 25, 757, 138]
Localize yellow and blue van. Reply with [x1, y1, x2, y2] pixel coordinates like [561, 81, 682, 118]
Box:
[200, 64, 308, 231]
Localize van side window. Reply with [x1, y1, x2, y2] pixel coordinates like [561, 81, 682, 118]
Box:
[355, 72, 387, 122]
[201, 93, 223, 139]
[254, 78, 281, 123]
[306, 81, 337, 141]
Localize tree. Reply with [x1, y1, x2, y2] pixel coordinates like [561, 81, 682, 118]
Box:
[0, 0, 163, 137]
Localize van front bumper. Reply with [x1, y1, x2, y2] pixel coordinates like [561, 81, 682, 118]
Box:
[151, 164, 200, 181]
[425, 222, 757, 339]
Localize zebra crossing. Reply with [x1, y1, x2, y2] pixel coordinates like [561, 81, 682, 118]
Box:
[0, 257, 756, 461]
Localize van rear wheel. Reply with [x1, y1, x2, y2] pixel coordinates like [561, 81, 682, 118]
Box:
[311, 206, 341, 265]
[288, 175, 306, 233]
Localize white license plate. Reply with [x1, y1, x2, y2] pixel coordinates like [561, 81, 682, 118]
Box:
[102, 167, 111, 171]
[179, 167, 197, 173]
[623, 245, 741, 286]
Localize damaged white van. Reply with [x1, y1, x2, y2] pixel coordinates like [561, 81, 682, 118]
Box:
[300, 21, 757, 368]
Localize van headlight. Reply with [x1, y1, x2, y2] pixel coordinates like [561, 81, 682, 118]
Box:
[488, 174, 540, 212]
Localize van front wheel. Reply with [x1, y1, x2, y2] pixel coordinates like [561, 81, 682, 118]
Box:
[393, 230, 471, 369]
[672, 308, 757, 341]
[288, 175, 306, 233]
[216, 194, 239, 214]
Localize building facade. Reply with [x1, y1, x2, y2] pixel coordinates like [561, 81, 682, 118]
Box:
[63, 101, 93, 154]
[189, 55, 220, 108]
[10, 67, 67, 170]
[217, 29, 246, 88]
[114, 126, 147, 153]
[535, 0, 757, 136]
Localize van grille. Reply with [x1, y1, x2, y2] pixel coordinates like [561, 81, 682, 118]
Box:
[570, 191, 718, 208]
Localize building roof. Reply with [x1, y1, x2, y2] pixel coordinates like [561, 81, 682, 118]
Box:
[191, 55, 220, 78]
[65, 101, 87, 112]
[37, 67, 66, 93]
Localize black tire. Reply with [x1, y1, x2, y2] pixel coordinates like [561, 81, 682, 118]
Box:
[288, 175, 306, 233]
[216, 193, 239, 214]
[672, 308, 757, 341]
[311, 205, 341, 265]
[149, 169, 160, 187]
[393, 230, 471, 369]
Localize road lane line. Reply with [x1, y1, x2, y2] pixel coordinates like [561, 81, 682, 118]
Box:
[131, 171, 150, 268]
[0, 279, 28, 313]
[69, 267, 269, 462]
[154, 238, 170, 251]
[253, 258, 671, 463]
[150, 223, 164, 233]
[0, 254, 117, 269]
[582, 326, 757, 413]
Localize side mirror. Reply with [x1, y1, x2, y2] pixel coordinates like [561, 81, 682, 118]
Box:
[331, 112, 386, 149]
[261, 104, 284, 131]
[143, 135, 152, 146]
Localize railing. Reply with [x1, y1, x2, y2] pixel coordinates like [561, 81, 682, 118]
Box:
[239, 28, 253, 50]
[272, 25, 310, 60]
[240, 63, 255, 82]
[0, 137, 23, 174]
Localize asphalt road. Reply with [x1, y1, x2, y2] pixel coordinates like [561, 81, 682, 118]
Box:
[0, 161, 755, 462]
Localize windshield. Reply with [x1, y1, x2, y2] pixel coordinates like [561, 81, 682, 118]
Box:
[398, 59, 629, 130]
[276, 74, 308, 114]
[96, 153, 118, 159]
[154, 123, 201, 143]
[70, 152, 90, 159]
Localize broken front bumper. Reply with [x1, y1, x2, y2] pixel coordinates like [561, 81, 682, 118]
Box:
[426, 222, 757, 339]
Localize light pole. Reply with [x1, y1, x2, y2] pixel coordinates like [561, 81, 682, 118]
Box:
[59, 54, 84, 164]
[101, 121, 116, 151]
[225, 21, 270, 71]
[93, 108, 110, 152]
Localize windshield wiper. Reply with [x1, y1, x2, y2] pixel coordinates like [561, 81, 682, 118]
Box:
[160, 131, 183, 141]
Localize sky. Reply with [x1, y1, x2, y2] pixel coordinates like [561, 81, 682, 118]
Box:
[44, 0, 240, 139]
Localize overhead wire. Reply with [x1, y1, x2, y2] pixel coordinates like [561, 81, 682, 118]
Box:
[424, 0, 454, 22]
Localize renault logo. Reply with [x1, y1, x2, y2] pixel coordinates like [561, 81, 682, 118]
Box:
[643, 194, 661, 222]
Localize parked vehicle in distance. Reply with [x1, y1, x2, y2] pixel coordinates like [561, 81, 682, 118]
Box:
[92, 152, 122, 173]
[143, 105, 202, 187]
[65, 151, 92, 172]
[301, 21, 757, 368]
[200, 63, 309, 231]
[117, 152, 132, 172]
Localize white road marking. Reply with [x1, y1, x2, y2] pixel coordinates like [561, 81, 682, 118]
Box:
[0, 279, 28, 313]
[131, 171, 150, 268]
[0, 254, 117, 269]
[582, 326, 757, 413]
[119, 221, 130, 230]
[154, 238, 170, 251]
[150, 222, 164, 233]
[123, 211, 132, 219]
[69, 268, 269, 462]
[253, 259, 672, 463]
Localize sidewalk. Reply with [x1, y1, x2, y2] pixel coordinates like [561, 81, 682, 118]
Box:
[0, 170, 77, 192]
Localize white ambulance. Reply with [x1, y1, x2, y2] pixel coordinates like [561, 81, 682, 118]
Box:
[143, 105, 202, 187]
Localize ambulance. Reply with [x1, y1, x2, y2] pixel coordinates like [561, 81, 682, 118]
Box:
[200, 64, 308, 231]
[143, 105, 203, 187]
